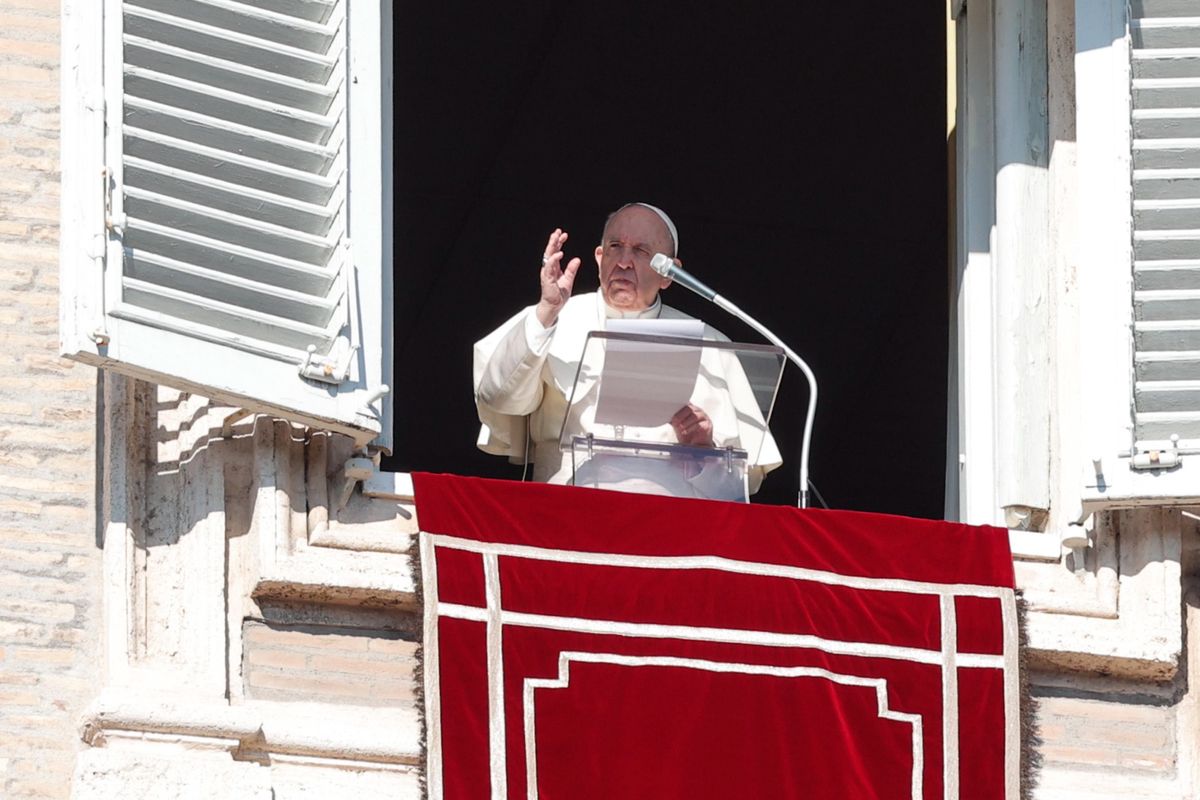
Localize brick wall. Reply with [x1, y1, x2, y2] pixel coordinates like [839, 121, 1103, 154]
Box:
[243, 620, 417, 708]
[1032, 674, 1178, 779]
[0, 1, 101, 798]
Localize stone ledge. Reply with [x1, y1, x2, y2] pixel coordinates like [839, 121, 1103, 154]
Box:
[81, 689, 421, 766]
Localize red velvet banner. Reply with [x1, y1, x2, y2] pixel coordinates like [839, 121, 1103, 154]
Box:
[415, 473, 1019, 800]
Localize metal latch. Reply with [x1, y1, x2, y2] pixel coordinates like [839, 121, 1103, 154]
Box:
[299, 339, 355, 384]
[1130, 435, 1181, 470]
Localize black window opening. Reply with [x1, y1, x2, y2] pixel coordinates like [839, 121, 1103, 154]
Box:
[385, 4, 948, 518]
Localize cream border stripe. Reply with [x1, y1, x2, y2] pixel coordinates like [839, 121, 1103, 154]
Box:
[1001, 591, 1020, 800]
[426, 534, 1011, 599]
[523, 652, 925, 800]
[484, 553, 507, 800]
[439, 602, 1005, 670]
[941, 594, 960, 800]
[420, 535, 444, 800]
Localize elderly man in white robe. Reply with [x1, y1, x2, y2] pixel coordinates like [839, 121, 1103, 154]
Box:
[473, 202, 782, 498]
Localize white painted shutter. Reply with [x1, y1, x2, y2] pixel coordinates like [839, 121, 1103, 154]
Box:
[61, 0, 392, 448]
[1131, 1, 1200, 455]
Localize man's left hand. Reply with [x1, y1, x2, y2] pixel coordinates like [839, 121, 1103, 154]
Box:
[671, 403, 714, 447]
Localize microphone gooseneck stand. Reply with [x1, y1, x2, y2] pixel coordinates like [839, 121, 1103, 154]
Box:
[650, 254, 818, 508]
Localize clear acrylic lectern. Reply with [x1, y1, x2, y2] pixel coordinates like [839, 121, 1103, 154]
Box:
[558, 331, 785, 503]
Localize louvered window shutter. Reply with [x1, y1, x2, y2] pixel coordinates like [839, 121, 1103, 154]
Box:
[1132, 4, 1200, 457]
[61, 0, 392, 449]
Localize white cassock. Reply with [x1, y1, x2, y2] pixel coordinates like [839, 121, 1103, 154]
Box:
[473, 291, 783, 497]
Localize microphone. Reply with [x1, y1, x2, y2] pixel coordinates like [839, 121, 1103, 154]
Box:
[651, 253, 820, 509]
[649, 254, 717, 301]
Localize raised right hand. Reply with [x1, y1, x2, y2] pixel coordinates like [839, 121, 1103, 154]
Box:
[536, 228, 582, 328]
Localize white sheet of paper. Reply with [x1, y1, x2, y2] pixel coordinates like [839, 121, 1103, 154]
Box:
[593, 318, 705, 427]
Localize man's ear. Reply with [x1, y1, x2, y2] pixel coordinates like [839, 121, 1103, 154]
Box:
[594, 245, 604, 275]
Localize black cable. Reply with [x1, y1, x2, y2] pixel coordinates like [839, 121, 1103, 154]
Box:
[806, 478, 830, 510]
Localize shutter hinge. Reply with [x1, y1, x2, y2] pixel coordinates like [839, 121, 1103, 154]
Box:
[1130, 435, 1182, 470]
[102, 165, 125, 235]
[88, 164, 112, 347]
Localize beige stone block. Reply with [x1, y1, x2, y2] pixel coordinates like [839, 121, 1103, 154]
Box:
[0, 546, 65, 567]
[8, 288, 58, 307]
[22, 353, 74, 375]
[40, 406, 92, 422]
[371, 680, 416, 702]
[0, 241, 56, 266]
[309, 654, 407, 678]
[19, 110, 57, 130]
[246, 648, 309, 670]
[1, 426, 92, 448]
[5, 201, 58, 223]
[244, 624, 371, 653]
[3, 474, 92, 495]
[247, 669, 372, 698]
[0, 688, 40, 705]
[30, 223, 58, 242]
[0, 63, 55, 84]
[1083, 722, 1171, 750]
[0, 219, 29, 237]
[1, 599, 76, 623]
[1039, 695, 1169, 725]
[0, 400, 33, 416]
[0, 672, 38, 685]
[0, 497, 42, 515]
[40, 504, 94, 522]
[8, 646, 73, 665]
[0, 618, 48, 642]
[0, 37, 58, 62]
[0, 450, 40, 470]
[0, 11, 59, 36]
[367, 637, 417, 656]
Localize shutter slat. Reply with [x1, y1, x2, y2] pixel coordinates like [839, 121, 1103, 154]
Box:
[1136, 137, 1200, 164]
[123, 219, 338, 296]
[1135, 320, 1200, 351]
[125, 6, 335, 82]
[1135, 199, 1200, 229]
[1137, 351, 1200, 381]
[119, 277, 335, 352]
[125, 67, 338, 144]
[124, 100, 337, 175]
[126, 250, 339, 327]
[125, 187, 338, 266]
[128, 0, 339, 53]
[125, 36, 339, 114]
[1135, 108, 1200, 138]
[1134, 229, 1200, 260]
[124, 128, 339, 204]
[1132, 0, 1199, 17]
[1132, 18, 1200, 50]
[125, 158, 337, 235]
[226, 0, 337, 25]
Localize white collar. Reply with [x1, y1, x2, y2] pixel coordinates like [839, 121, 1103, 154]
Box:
[598, 291, 662, 320]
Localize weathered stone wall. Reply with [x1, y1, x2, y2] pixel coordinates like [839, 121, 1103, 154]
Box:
[242, 619, 418, 707]
[0, 1, 101, 797]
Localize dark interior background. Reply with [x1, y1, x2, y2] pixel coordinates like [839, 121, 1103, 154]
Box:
[385, 3, 949, 518]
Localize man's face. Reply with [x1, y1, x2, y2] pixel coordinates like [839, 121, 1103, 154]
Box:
[594, 206, 674, 310]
